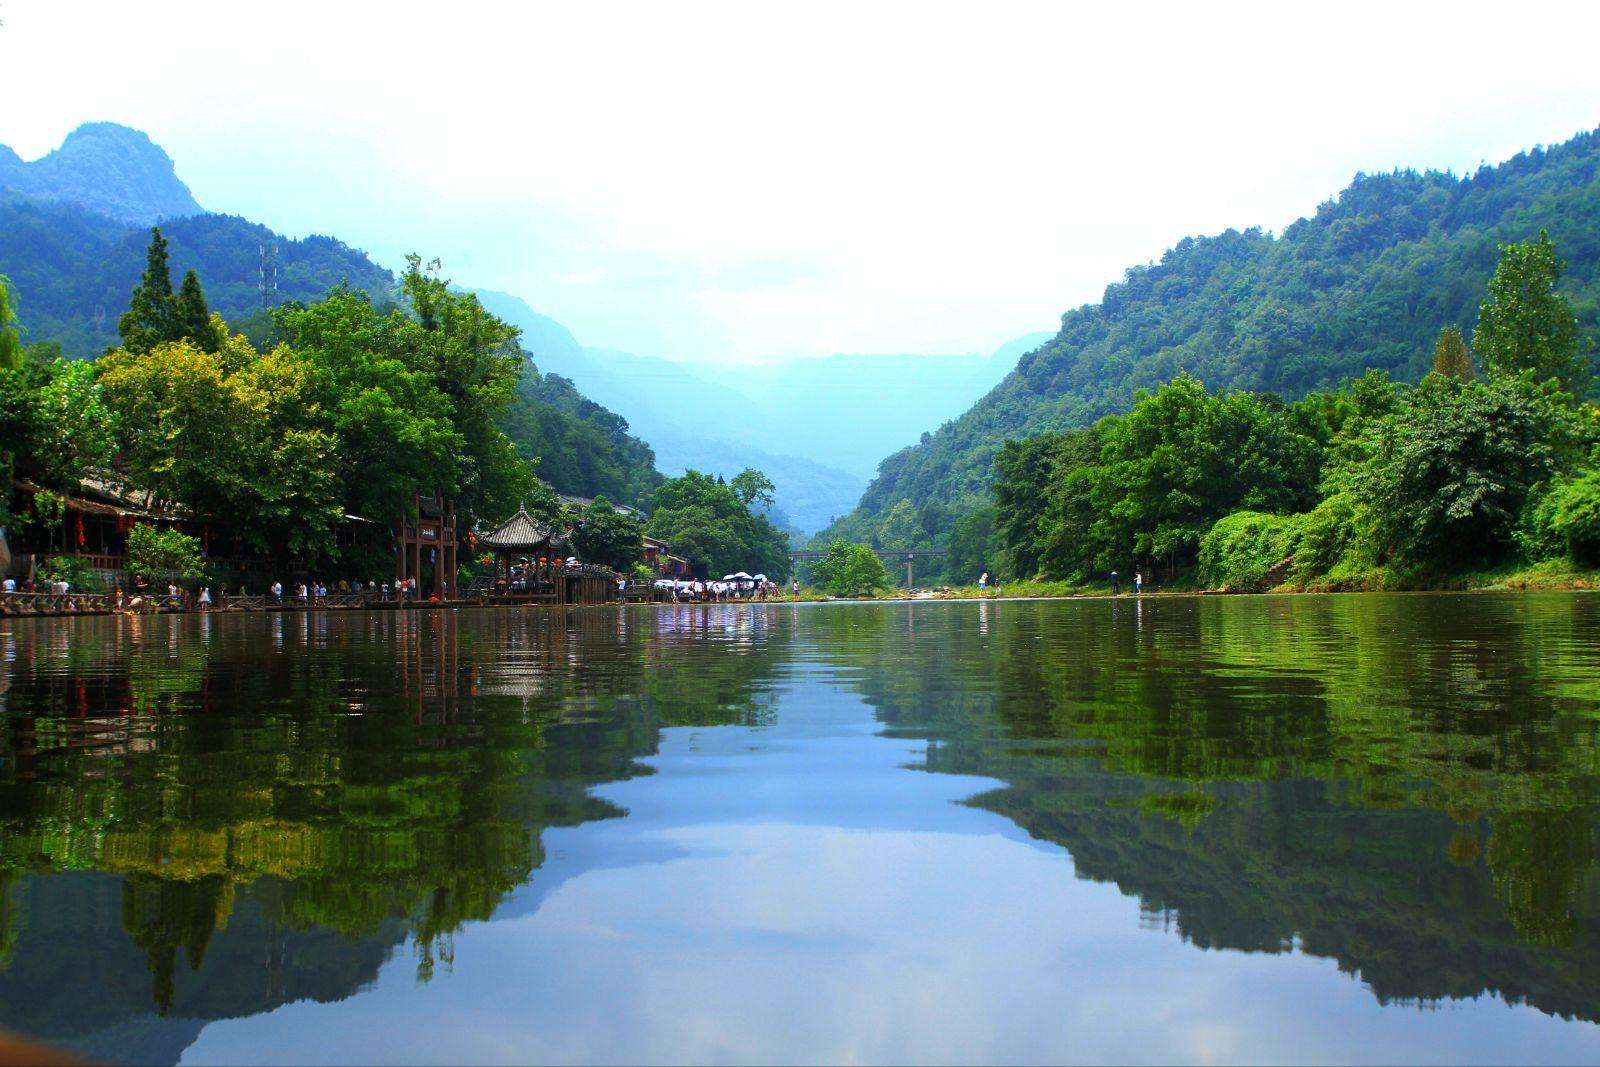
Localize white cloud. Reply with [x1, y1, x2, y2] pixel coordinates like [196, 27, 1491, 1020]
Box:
[3, 0, 1599, 362]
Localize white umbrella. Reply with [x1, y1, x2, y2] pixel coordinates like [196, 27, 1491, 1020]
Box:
[723, 572, 753, 581]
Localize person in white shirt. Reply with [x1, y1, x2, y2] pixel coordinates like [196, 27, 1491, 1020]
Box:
[1, 577, 13, 593]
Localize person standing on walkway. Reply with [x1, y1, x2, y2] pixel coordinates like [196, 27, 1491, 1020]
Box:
[1110, 570, 1119, 595]
[979, 572, 989, 594]
[1134, 571, 1143, 595]
[198, 587, 212, 610]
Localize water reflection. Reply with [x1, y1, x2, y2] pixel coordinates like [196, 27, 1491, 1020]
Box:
[852, 595, 1600, 1018]
[0, 607, 779, 1062]
[0, 595, 1598, 1063]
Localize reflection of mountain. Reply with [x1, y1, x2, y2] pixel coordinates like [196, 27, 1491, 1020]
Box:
[0, 609, 783, 1065]
[829, 595, 1600, 1023]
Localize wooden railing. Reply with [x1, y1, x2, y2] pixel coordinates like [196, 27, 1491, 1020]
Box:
[0, 591, 114, 615]
[0, 569, 625, 617]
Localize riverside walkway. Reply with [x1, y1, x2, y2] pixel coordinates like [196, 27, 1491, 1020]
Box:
[0, 564, 624, 617]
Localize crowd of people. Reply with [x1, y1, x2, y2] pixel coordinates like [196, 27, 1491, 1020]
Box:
[654, 576, 781, 602]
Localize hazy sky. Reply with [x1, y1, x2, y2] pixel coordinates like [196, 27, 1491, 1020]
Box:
[3, 1, 1600, 364]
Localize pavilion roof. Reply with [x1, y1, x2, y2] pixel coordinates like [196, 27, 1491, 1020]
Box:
[479, 506, 566, 550]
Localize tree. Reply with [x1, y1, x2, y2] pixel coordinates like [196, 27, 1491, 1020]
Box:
[27, 358, 118, 489]
[125, 522, 207, 581]
[119, 227, 179, 354]
[0, 274, 20, 371]
[571, 496, 644, 571]
[174, 270, 223, 353]
[647, 470, 789, 578]
[97, 339, 247, 514]
[1431, 325, 1474, 380]
[947, 505, 999, 584]
[1474, 232, 1587, 392]
[729, 468, 776, 510]
[810, 539, 890, 597]
[1354, 374, 1585, 566]
[875, 498, 922, 551]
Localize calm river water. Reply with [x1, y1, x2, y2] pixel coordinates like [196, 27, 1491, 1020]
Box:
[2, 595, 1600, 1064]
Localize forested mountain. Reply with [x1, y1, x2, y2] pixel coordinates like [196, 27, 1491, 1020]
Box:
[500, 367, 663, 508]
[0, 122, 203, 224]
[689, 333, 1051, 478]
[474, 288, 868, 531]
[0, 193, 394, 357]
[475, 288, 1043, 530]
[833, 126, 1600, 536]
[0, 128, 662, 510]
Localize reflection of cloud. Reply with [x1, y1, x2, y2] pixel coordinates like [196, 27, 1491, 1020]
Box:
[180, 693, 1600, 1066]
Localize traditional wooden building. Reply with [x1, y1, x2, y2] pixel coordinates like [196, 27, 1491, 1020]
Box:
[394, 493, 459, 599]
[642, 535, 692, 578]
[478, 505, 617, 603]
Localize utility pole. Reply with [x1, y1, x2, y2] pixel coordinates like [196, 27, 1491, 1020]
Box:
[906, 553, 914, 590]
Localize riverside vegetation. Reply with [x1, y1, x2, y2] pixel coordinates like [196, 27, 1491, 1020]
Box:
[987, 233, 1600, 592]
[0, 229, 788, 583]
[820, 128, 1600, 584]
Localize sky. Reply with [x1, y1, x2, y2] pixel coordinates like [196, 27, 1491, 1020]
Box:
[3, 1, 1600, 365]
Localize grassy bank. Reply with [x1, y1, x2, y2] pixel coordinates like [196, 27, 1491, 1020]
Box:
[778, 563, 1600, 605]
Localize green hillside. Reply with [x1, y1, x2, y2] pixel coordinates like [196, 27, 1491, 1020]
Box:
[500, 367, 663, 509]
[0, 193, 396, 358]
[0, 122, 203, 224]
[0, 144, 662, 510]
[830, 126, 1600, 542]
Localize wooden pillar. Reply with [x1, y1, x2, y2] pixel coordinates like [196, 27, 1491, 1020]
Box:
[396, 524, 406, 582]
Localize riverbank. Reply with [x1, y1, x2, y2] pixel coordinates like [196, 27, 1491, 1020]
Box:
[783, 561, 1600, 605]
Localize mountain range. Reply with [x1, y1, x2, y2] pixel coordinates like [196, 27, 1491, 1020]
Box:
[0, 122, 1040, 534]
[0, 125, 662, 511]
[474, 287, 1043, 530]
[0, 122, 202, 224]
[824, 125, 1600, 545]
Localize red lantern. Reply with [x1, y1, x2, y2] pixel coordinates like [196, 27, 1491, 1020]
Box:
[75, 513, 86, 547]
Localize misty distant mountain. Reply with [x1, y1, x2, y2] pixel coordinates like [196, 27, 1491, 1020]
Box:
[689, 333, 1052, 477]
[0, 122, 204, 225]
[475, 288, 1042, 531]
[475, 289, 869, 532]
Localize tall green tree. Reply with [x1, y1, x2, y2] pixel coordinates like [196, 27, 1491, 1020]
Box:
[1431, 325, 1474, 380]
[729, 468, 776, 510]
[118, 227, 180, 354]
[174, 269, 223, 354]
[647, 470, 790, 578]
[1474, 232, 1587, 392]
[0, 274, 20, 371]
[571, 495, 644, 572]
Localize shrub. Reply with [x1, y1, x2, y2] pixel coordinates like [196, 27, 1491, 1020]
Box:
[1291, 493, 1367, 581]
[37, 555, 104, 592]
[1196, 511, 1305, 591]
[1536, 469, 1600, 565]
[125, 523, 207, 581]
[810, 539, 891, 597]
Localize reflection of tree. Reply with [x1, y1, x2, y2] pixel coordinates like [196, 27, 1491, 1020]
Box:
[0, 871, 22, 968]
[1486, 809, 1594, 949]
[121, 875, 234, 1016]
[0, 606, 785, 1057]
[838, 595, 1600, 1021]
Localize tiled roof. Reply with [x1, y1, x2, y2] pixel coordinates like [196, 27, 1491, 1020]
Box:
[479, 506, 565, 549]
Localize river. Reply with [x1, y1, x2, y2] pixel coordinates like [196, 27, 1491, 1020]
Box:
[1, 594, 1599, 1064]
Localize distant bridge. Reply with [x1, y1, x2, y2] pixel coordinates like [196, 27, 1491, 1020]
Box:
[790, 547, 948, 588]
